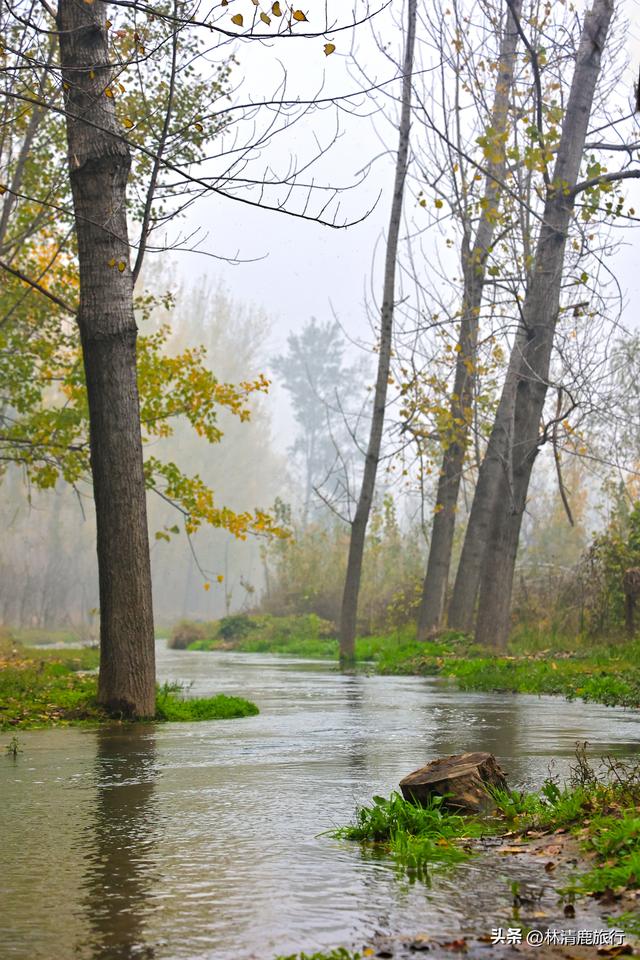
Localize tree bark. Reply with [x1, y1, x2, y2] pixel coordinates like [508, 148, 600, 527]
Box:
[338, 0, 417, 665]
[57, 0, 156, 716]
[400, 752, 508, 814]
[417, 0, 521, 639]
[474, 0, 614, 650]
[448, 324, 526, 631]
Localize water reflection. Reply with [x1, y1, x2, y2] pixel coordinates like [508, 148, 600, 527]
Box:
[81, 726, 159, 960]
[343, 674, 369, 775]
[4, 652, 640, 960]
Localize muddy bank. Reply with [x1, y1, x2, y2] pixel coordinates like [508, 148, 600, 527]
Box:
[366, 831, 638, 959]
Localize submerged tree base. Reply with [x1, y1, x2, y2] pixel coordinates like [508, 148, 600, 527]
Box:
[0, 638, 258, 729]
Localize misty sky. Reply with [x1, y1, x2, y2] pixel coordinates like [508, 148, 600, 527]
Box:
[143, 0, 640, 450]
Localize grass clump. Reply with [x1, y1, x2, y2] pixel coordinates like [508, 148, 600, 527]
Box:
[356, 627, 471, 672]
[492, 745, 640, 926]
[446, 654, 640, 708]
[331, 791, 482, 881]
[155, 684, 258, 721]
[184, 613, 338, 658]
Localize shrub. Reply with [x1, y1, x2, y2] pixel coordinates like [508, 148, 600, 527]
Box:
[169, 620, 209, 649]
[217, 614, 257, 641]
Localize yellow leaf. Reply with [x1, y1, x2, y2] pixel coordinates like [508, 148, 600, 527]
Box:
[117, 261, 126, 272]
[272, 1, 282, 14]
[231, 13, 243, 25]
[194, 121, 203, 132]
[0, 184, 6, 195]
[203, 582, 211, 592]
[122, 117, 134, 129]
[217, 574, 224, 583]
[221, 0, 228, 5]
[260, 11, 271, 24]
[108, 258, 116, 267]
[434, 198, 443, 208]
[292, 9, 307, 21]
[105, 87, 114, 98]
[323, 42, 336, 55]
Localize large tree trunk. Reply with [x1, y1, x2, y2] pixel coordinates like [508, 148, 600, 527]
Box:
[417, 0, 521, 639]
[57, 0, 156, 716]
[474, 0, 614, 650]
[448, 324, 526, 631]
[338, 0, 417, 665]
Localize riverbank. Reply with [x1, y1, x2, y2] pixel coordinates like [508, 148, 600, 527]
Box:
[175, 615, 640, 710]
[0, 635, 258, 729]
[371, 630, 640, 710]
[284, 751, 640, 959]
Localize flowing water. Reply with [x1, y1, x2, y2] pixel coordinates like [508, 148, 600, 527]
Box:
[2, 644, 639, 960]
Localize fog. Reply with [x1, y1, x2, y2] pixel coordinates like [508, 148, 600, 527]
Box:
[2, 0, 640, 635]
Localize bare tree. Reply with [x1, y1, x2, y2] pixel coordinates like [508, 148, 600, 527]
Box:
[339, 0, 417, 664]
[464, 0, 618, 649]
[415, 0, 522, 638]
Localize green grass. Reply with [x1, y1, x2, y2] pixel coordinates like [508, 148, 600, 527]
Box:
[155, 685, 258, 721]
[490, 750, 640, 926]
[331, 791, 483, 881]
[0, 637, 101, 728]
[180, 613, 340, 658]
[173, 611, 640, 709]
[0, 637, 258, 729]
[360, 629, 640, 709]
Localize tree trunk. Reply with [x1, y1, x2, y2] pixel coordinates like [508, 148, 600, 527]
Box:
[417, 0, 521, 639]
[448, 324, 526, 631]
[338, 0, 417, 665]
[57, 0, 156, 716]
[474, 0, 614, 650]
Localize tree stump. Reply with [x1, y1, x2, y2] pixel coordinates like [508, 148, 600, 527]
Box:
[399, 751, 508, 814]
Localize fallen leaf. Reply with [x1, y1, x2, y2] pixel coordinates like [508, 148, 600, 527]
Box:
[441, 939, 467, 952]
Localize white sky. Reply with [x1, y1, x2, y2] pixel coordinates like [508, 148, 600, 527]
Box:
[147, 0, 640, 446]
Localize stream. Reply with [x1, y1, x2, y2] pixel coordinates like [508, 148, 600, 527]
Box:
[2, 643, 639, 960]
